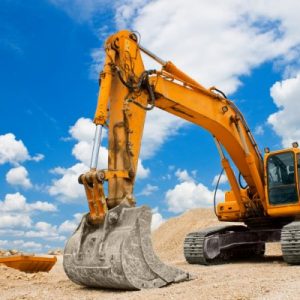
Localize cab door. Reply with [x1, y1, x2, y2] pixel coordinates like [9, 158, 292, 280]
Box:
[266, 151, 300, 216]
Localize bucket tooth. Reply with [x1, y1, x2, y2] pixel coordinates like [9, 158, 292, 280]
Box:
[63, 201, 191, 290]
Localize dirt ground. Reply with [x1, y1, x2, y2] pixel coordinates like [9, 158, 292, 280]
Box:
[1, 208, 300, 300]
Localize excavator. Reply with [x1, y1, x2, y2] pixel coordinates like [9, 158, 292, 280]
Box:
[63, 30, 300, 290]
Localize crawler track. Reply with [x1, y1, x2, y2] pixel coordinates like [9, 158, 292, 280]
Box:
[184, 225, 268, 265]
[281, 221, 300, 264]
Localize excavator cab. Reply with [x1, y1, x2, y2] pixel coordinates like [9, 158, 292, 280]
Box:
[266, 147, 300, 216]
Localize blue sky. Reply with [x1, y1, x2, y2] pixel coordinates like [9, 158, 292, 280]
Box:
[1, 0, 300, 252]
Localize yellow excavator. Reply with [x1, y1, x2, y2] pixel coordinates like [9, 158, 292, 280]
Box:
[63, 30, 300, 290]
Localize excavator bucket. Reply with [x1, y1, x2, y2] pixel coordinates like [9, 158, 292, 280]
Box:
[63, 201, 191, 290]
[0, 255, 57, 273]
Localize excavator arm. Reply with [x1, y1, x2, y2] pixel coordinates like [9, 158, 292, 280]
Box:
[82, 30, 265, 223]
[63, 30, 283, 290]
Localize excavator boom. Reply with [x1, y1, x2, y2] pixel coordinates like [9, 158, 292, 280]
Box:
[64, 30, 300, 290]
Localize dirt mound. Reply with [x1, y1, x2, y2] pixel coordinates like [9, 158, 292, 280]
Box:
[153, 208, 232, 260]
[0, 264, 45, 281]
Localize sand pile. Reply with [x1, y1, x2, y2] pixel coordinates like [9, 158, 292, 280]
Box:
[0, 264, 45, 281]
[153, 208, 227, 261]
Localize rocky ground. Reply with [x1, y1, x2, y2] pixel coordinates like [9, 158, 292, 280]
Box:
[1, 208, 300, 300]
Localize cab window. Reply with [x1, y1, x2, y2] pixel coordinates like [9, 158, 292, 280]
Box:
[267, 152, 298, 205]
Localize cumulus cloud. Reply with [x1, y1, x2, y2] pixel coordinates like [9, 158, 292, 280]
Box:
[19, 213, 85, 244]
[25, 222, 65, 241]
[81, 1, 300, 161]
[141, 109, 186, 159]
[151, 207, 165, 231]
[0, 193, 57, 229]
[212, 173, 228, 186]
[49, 163, 87, 202]
[136, 159, 150, 179]
[138, 183, 158, 196]
[0, 133, 44, 166]
[166, 169, 225, 213]
[0, 215, 32, 229]
[175, 169, 194, 183]
[0, 133, 29, 165]
[268, 74, 300, 147]
[28, 201, 57, 212]
[254, 125, 265, 136]
[6, 166, 32, 189]
[58, 213, 84, 233]
[0, 239, 42, 251]
[49, 1, 300, 209]
[69, 117, 99, 142]
[113, 0, 300, 93]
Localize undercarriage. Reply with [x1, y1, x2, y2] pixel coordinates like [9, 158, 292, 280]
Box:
[184, 220, 300, 265]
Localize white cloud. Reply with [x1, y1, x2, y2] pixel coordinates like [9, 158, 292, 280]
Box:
[51, 1, 300, 166]
[18, 213, 84, 244]
[6, 166, 32, 189]
[49, 163, 87, 201]
[0, 133, 30, 165]
[88, 1, 300, 162]
[0, 193, 57, 229]
[166, 169, 225, 213]
[31, 153, 45, 162]
[268, 74, 300, 147]
[49, 0, 109, 22]
[141, 109, 186, 159]
[212, 173, 228, 186]
[0, 229, 24, 237]
[175, 169, 194, 183]
[0, 215, 32, 229]
[0, 221, 65, 244]
[254, 125, 265, 136]
[72, 142, 108, 168]
[25, 222, 65, 241]
[28, 201, 57, 212]
[0, 193, 56, 213]
[0, 239, 42, 251]
[114, 0, 300, 94]
[70, 118, 108, 168]
[136, 159, 150, 179]
[58, 213, 83, 233]
[69, 117, 100, 142]
[138, 184, 158, 196]
[0, 192, 27, 212]
[151, 207, 165, 231]
[0, 133, 44, 166]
